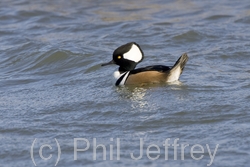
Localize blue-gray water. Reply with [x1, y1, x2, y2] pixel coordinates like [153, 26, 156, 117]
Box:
[0, 0, 250, 167]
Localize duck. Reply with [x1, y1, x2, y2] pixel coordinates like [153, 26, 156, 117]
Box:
[102, 42, 188, 86]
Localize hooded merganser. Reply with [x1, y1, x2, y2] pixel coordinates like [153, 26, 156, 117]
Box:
[102, 42, 188, 86]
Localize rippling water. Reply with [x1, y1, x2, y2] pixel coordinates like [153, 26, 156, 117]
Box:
[0, 0, 250, 167]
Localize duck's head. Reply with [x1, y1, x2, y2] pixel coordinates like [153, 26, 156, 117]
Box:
[102, 42, 144, 72]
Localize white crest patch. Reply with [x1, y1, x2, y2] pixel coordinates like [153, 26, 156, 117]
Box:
[123, 44, 142, 63]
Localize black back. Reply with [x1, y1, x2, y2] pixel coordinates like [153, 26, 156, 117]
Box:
[130, 65, 171, 75]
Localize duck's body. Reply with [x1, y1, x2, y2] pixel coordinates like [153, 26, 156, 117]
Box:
[102, 42, 188, 86]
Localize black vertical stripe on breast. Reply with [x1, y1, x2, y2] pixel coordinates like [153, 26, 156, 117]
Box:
[115, 72, 129, 86]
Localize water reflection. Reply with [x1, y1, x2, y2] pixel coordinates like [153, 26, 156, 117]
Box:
[115, 83, 164, 111]
[129, 87, 149, 109]
[115, 81, 185, 111]
[116, 86, 149, 109]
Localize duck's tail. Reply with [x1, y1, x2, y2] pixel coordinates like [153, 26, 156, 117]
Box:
[167, 53, 188, 82]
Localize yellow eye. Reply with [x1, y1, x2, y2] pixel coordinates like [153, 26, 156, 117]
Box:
[117, 55, 121, 59]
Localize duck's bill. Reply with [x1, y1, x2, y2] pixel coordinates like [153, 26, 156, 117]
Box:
[101, 60, 115, 66]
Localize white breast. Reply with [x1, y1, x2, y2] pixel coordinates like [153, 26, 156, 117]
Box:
[113, 70, 122, 79]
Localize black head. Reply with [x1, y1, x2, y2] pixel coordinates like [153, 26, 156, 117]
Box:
[102, 42, 144, 72]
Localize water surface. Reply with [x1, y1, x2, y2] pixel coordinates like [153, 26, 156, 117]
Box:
[0, 0, 250, 166]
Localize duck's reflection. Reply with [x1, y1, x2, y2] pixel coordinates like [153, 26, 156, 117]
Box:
[115, 81, 184, 110]
[130, 87, 149, 109]
[116, 84, 164, 110]
[116, 86, 148, 110]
